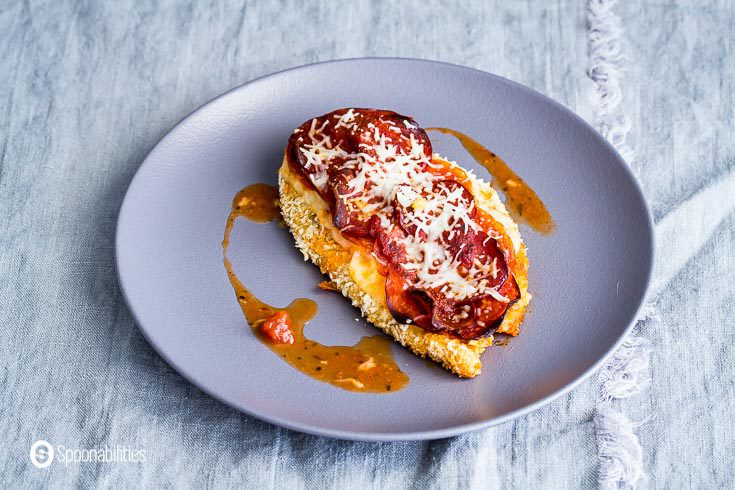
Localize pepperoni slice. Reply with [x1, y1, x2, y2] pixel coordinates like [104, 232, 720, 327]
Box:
[330, 167, 375, 239]
[354, 109, 432, 158]
[426, 273, 520, 340]
[384, 268, 432, 329]
[471, 275, 521, 335]
[287, 108, 431, 195]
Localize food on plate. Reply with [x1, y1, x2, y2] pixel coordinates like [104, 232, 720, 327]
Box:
[278, 108, 530, 377]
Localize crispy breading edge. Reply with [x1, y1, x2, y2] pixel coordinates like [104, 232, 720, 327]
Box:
[278, 160, 529, 378]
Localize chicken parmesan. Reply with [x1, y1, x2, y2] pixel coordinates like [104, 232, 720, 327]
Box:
[278, 108, 530, 377]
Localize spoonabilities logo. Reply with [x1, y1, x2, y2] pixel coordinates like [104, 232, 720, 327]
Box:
[30, 440, 54, 468]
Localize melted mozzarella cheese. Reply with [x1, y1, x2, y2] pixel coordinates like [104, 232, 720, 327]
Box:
[348, 249, 387, 307]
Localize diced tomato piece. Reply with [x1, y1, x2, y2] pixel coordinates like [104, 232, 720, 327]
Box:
[260, 311, 295, 345]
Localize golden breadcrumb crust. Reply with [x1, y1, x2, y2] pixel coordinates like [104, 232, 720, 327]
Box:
[278, 159, 529, 378]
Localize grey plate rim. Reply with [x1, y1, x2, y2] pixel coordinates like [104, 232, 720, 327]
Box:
[115, 57, 655, 442]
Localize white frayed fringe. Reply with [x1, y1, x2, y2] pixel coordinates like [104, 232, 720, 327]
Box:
[587, 0, 634, 162]
[595, 407, 645, 490]
[594, 333, 650, 489]
[587, 0, 651, 488]
[598, 335, 650, 403]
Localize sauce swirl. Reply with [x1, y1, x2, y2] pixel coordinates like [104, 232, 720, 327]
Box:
[222, 183, 408, 393]
[427, 127, 555, 234]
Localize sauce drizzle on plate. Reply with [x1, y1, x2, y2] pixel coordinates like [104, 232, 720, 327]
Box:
[428, 127, 556, 234]
[222, 183, 409, 393]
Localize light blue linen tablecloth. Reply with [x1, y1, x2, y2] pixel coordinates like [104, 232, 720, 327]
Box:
[1, 0, 733, 487]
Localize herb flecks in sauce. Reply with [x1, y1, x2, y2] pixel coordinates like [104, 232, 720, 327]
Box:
[222, 183, 409, 393]
[427, 127, 556, 235]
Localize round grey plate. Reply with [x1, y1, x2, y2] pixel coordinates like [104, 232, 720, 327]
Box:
[116, 58, 654, 441]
